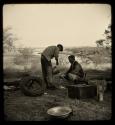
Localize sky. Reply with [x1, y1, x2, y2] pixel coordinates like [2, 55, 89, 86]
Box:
[3, 4, 111, 48]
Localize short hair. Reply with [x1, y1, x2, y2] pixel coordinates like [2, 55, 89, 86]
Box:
[68, 55, 75, 60]
[57, 44, 63, 51]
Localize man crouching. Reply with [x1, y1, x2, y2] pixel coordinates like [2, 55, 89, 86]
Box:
[63, 55, 87, 84]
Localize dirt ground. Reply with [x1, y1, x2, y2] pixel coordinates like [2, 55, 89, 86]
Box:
[4, 72, 112, 121]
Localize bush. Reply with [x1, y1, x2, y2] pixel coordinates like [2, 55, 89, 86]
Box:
[13, 55, 26, 65]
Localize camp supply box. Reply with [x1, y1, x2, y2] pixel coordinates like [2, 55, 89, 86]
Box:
[67, 84, 97, 99]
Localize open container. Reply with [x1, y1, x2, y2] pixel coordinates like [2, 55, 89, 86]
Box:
[47, 106, 72, 120]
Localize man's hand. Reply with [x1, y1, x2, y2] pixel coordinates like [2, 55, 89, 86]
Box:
[60, 73, 67, 79]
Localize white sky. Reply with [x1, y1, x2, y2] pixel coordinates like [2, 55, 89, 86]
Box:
[3, 4, 111, 48]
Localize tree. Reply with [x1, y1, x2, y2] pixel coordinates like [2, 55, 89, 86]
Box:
[3, 27, 18, 53]
[96, 24, 111, 48]
[104, 24, 111, 48]
[96, 39, 105, 47]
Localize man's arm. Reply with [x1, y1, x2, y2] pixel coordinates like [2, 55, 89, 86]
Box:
[54, 48, 59, 65]
[65, 65, 72, 75]
[55, 58, 59, 65]
[71, 63, 83, 76]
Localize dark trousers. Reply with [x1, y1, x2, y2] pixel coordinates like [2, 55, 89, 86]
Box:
[41, 55, 54, 87]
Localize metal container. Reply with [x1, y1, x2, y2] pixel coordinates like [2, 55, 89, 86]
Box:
[47, 106, 72, 119]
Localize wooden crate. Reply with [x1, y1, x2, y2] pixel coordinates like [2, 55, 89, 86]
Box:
[67, 84, 97, 99]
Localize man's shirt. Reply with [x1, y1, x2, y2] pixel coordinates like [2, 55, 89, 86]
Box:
[42, 46, 59, 61]
[67, 61, 84, 78]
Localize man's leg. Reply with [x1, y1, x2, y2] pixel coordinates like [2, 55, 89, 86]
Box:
[47, 65, 53, 86]
[41, 55, 49, 88]
[68, 73, 81, 84]
[46, 61, 56, 89]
